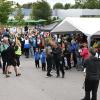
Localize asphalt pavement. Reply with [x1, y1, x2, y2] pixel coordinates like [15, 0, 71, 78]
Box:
[0, 56, 100, 100]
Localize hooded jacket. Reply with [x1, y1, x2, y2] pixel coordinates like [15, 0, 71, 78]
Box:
[84, 56, 100, 80]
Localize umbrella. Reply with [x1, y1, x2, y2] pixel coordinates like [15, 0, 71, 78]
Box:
[37, 19, 47, 23]
[25, 19, 36, 23]
[7, 20, 18, 23]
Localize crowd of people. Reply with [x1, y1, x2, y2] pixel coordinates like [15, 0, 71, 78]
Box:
[0, 26, 100, 78]
[0, 25, 100, 100]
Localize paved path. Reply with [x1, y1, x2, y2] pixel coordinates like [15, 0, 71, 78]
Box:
[0, 57, 100, 100]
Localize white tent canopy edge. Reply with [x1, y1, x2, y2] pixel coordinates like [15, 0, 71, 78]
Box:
[65, 17, 100, 47]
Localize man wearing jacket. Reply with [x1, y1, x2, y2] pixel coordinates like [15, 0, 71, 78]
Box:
[52, 44, 62, 77]
[81, 48, 100, 100]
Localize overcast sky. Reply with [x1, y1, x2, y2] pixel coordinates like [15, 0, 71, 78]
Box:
[9, 0, 75, 7]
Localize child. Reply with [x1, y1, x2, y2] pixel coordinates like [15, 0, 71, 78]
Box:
[40, 49, 46, 71]
[34, 48, 40, 68]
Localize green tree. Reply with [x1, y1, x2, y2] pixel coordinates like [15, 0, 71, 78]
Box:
[74, 0, 99, 9]
[98, 0, 100, 9]
[53, 3, 64, 9]
[14, 5, 24, 25]
[72, 0, 84, 8]
[0, 0, 13, 24]
[84, 0, 98, 9]
[31, 0, 51, 20]
[64, 3, 71, 9]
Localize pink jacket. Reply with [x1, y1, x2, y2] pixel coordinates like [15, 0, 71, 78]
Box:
[80, 47, 90, 60]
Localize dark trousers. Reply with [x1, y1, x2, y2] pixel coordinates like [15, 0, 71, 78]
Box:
[42, 63, 46, 71]
[1, 56, 7, 73]
[55, 60, 65, 77]
[35, 60, 39, 68]
[66, 54, 71, 69]
[59, 64, 65, 77]
[15, 55, 20, 67]
[72, 52, 77, 67]
[25, 48, 29, 58]
[0, 59, 2, 68]
[33, 47, 36, 55]
[47, 65, 52, 76]
[84, 79, 99, 100]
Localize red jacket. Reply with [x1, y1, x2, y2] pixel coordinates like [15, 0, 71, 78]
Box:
[80, 47, 90, 60]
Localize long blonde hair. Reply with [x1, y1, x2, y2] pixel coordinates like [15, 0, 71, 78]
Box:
[15, 37, 21, 47]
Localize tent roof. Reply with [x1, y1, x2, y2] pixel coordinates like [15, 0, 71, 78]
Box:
[65, 17, 100, 36]
[40, 22, 59, 31]
[51, 20, 79, 33]
[93, 31, 100, 35]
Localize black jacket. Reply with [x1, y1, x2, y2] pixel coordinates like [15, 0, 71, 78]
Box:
[84, 56, 100, 80]
[52, 47, 62, 60]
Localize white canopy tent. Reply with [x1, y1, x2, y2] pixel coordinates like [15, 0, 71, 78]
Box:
[65, 17, 100, 36]
[52, 17, 100, 46]
[51, 20, 79, 34]
[65, 17, 100, 46]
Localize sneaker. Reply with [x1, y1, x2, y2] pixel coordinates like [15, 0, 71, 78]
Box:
[56, 75, 60, 78]
[16, 73, 21, 77]
[62, 75, 64, 78]
[6, 75, 10, 78]
[47, 74, 52, 77]
[8, 72, 12, 74]
[81, 97, 86, 100]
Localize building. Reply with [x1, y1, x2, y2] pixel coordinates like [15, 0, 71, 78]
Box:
[9, 8, 32, 20]
[9, 9, 100, 20]
[52, 9, 100, 19]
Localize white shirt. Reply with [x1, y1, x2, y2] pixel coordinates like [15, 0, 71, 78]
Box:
[95, 52, 100, 58]
[25, 40, 29, 44]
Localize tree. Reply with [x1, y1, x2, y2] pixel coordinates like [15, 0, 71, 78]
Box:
[73, 0, 99, 9]
[31, 0, 51, 20]
[72, 0, 84, 8]
[53, 3, 64, 9]
[97, 0, 100, 9]
[84, 0, 98, 9]
[64, 3, 71, 9]
[0, 0, 13, 24]
[14, 5, 24, 25]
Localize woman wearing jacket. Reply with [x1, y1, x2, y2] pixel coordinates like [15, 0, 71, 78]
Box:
[15, 37, 22, 75]
[80, 43, 90, 60]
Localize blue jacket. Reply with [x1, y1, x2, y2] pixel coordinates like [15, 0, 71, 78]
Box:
[41, 52, 46, 63]
[69, 43, 77, 53]
[34, 52, 40, 61]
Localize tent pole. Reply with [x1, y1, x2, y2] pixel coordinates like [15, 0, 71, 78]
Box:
[87, 36, 91, 48]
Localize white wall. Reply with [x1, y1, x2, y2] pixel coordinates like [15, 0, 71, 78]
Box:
[9, 16, 30, 20]
[52, 9, 100, 19]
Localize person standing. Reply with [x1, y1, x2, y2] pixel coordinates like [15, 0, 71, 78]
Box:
[15, 37, 22, 75]
[0, 37, 9, 74]
[63, 42, 71, 70]
[80, 43, 90, 60]
[46, 49, 53, 77]
[81, 48, 100, 100]
[34, 48, 40, 68]
[41, 49, 46, 71]
[6, 42, 19, 77]
[24, 25, 28, 34]
[24, 35, 30, 58]
[52, 44, 62, 77]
